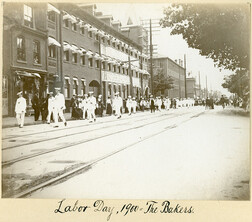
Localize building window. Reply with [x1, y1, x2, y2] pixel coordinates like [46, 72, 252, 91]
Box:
[126, 48, 128, 53]
[72, 23, 77, 31]
[126, 68, 128, 75]
[117, 44, 120, 50]
[101, 37, 105, 43]
[136, 72, 138, 78]
[135, 53, 137, 58]
[95, 60, 100, 68]
[64, 19, 69, 28]
[72, 53, 77, 63]
[118, 66, 121, 73]
[108, 84, 112, 97]
[81, 55, 85, 65]
[102, 61, 106, 70]
[48, 11, 56, 22]
[64, 50, 69, 61]
[95, 34, 99, 41]
[17, 36, 26, 61]
[88, 31, 92, 38]
[24, 4, 33, 28]
[121, 46, 124, 52]
[33, 40, 40, 64]
[64, 78, 70, 98]
[80, 27, 85, 35]
[48, 45, 56, 58]
[130, 51, 133, 56]
[73, 79, 78, 95]
[122, 67, 125, 74]
[81, 80, 86, 95]
[113, 65, 117, 72]
[107, 39, 111, 45]
[112, 42, 116, 48]
[108, 63, 112, 71]
[88, 58, 93, 67]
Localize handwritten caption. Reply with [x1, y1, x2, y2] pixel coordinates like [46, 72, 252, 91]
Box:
[54, 199, 194, 220]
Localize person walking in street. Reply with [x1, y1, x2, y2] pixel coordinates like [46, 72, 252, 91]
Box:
[113, 92, 122, 119]
[126, 95, 132, 115]
[220, 95, 225, 109]
[106, 96, 112, 115]
[40, 94, 48, 123]
[150, 95, 155, 113]
[70, 94, 78, 119]
[15, 91, 27, 128]
[32, 92, 40, 121]
[47, 92, 55, 124]
[81, 94, 88, 120]
[97, 94, 104, 117]
[132, 97, 137, 114]
[87, 91, 97, 123]
[53, 88, 67, 127]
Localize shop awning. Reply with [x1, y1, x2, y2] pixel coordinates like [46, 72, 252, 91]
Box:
[48, 37, 61, 47]
[86, 50, 93, 58]
[63, 42, 74, 51]
[93, 53, 102, 60]
[73, 77, 79, 85]
[47, 3, 60, 14]
[16, 71, 41, 78]
[63, 13, 77, 23]
[80, 47, 86, 54]
[71, 45, 80, 54]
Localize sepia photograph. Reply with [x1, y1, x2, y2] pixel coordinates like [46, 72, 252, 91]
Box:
[1, 1, 250, 203]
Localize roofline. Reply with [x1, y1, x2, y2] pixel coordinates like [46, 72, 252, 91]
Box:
[153, 56, 185, 70]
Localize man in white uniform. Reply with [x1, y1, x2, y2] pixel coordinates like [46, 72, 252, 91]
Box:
[81, 94, 88, 120]
[114, 92, 122, 119]
[132, 97, 137, 114]
[15, 91, 27, 128]
[126, 95, 132, 115]
[47, 92, 55, 124]
[87, 91, 96, 123]
[53, 88, 67, 127]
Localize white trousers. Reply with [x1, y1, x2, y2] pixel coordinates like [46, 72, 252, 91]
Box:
[53, 108, 66, 126]
[47, 108, 54, 123]
[88, 108, 96, 121]
[82, 107, 88, 119]
[127, 106, 132, 114]
[132, 106, 136, 114]
[16, 112, 25, 127]
[115, 106, 121, 116]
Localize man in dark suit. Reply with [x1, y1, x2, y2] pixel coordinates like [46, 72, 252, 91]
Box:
[32, 92, 40, 121]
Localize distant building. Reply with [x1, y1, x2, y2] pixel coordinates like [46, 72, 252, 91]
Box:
[186, 77, 196, 98]
[152, 56, 186, 98]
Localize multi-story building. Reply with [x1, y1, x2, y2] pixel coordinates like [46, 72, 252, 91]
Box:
[3, 3, 150, 116]
[3, 3, 48, 116]
[152, 56, 186, 98]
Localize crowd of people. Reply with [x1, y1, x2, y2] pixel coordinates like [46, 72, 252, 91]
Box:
[17, 88, 244, 128]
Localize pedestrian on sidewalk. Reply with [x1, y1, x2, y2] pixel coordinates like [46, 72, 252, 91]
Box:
[15, 91, 27, 128]
[150, 95, 155, 113]
[53, 88, 67, 127]
[81, 94, 88, 120]
[126, 95, 132, 115]
[113, 92, 122, 119]
[40, 94, 48, 123]
[87, 91, 97, 123]
[47, 92, 55, 124]
[97, 94, 104, 117]
[106, 96, 112, 115]
[32, 92, 40, 121]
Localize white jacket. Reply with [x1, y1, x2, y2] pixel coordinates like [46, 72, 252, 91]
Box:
[15, 97, 27, 113]
[54, 93, 66, 110]
[48, 97, 55, 110]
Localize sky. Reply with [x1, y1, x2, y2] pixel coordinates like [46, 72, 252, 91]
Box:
[96, 3, 233, 95]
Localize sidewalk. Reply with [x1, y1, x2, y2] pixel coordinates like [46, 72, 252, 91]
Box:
[1, 113, 72, 128]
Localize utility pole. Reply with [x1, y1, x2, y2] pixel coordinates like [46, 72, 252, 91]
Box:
[150, 19, 154, 95]
[198, 71, 201, 98]
[205, 75, 208, 98]
[184, 54, 187, 98]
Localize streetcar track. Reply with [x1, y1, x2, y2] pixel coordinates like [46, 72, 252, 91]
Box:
[3, 113, 172, 150]
[2, 111, 194, 167]
[12, 111, 204, 198]
[2, 112, 156, 140]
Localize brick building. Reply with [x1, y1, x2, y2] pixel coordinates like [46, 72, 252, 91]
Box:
[152, 56, 186, 98]
[3, 3, 150, 116]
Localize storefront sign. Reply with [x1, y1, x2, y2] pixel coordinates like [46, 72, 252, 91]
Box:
[102, 71, 130, 85]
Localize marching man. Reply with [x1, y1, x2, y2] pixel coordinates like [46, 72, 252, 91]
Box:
[87, 91, 96, 123]
[132, 97, 137, 114]
[81, 94, 88, 120]
[126, 95, 132, 115]
[53, 88, 67, 127]
[15, 91, 26, 128]
[113, 92, 122, 119]
[47, 92, 55, 124]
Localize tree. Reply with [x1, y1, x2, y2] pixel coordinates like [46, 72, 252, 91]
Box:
[160, 4, 250, 72]
[153, 68, 174, 96]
